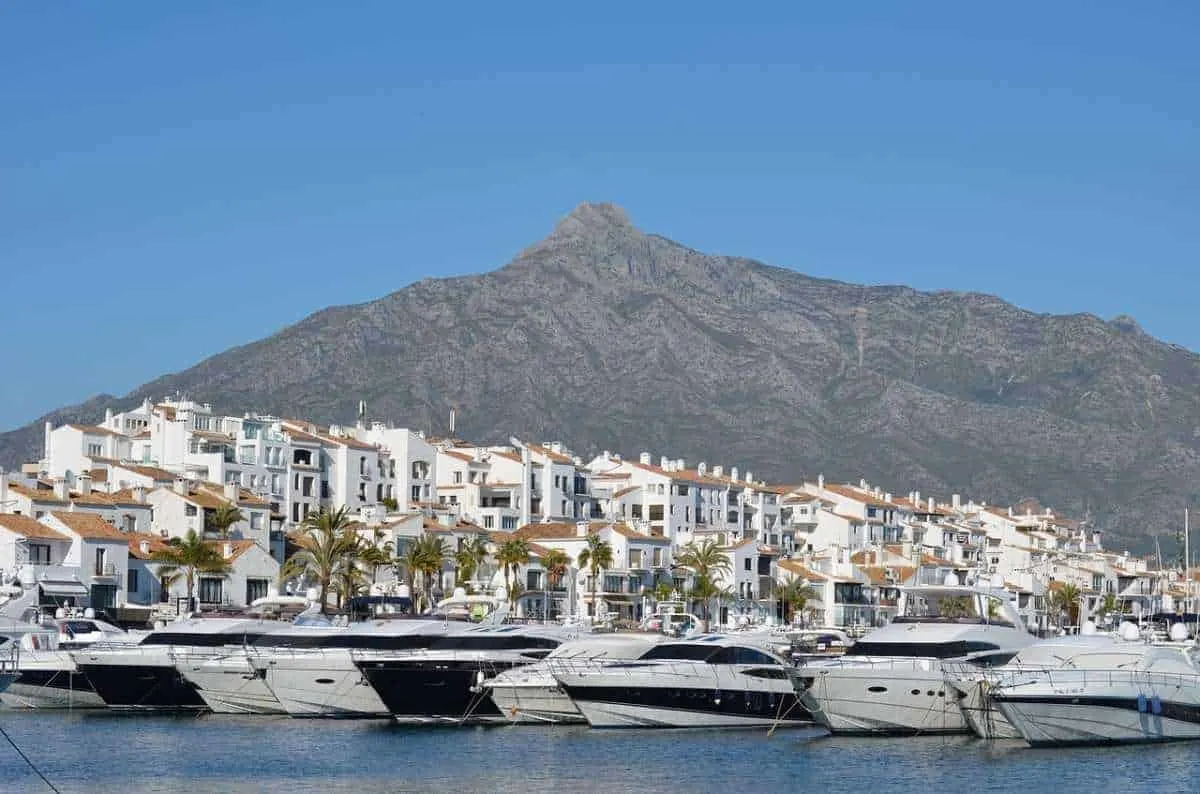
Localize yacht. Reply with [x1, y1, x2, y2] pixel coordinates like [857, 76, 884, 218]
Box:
[244, 617, 471, 718]
[987, 632, 1200, 745]
[793, 584, 1035, 735]
[485, 632, 665, 724]
[0, 616, 131, 709]
[72, 618, 283, 711]
[552, 634, 811, 729]
[942, 633, 1117, 739]
[354, 623, 578, 724]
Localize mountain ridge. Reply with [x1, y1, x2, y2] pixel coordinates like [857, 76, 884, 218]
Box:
[3, 201, 1196, 552]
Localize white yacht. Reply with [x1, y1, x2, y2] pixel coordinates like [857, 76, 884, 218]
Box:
[988, 634, 1200, 746]
[942, 633, 1118, 739]
[552, 634, 811, 729]
[72, 618, 282, 711]
[485, 632, 665, 724]
[354, 623, 579, 724]
[793, 584, 1035, 735]
[0, 616, 131, 709]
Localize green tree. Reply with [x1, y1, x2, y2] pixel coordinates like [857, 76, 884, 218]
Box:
[675, 539, 732, 623]
[576, 533, 614, 619]
[779, 577, 820, 625]
[152, 529, 233, 612]
[1096, 592, 1120, 620]
[1052, 583, 1082, 628]
[539, 547, 571, 620]
[497, 538, 531, 609]
[415, 534, 450, 608]
[280, 506, 359, 613]
[332, 558, 369, 609]
[652, 580, 676, 605]
[205, 503, 245, 537]
[454, 535, 490, 591]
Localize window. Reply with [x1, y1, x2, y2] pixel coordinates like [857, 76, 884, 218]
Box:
[249, 512, 263, 530]
[358, 483, 367, 501]
[198, 577, 223, 605]
[359, 458, 367, 476]
[302, 477, 313, 497]
[28, 543, 51, 565]
[744, 558, 752, 571]
[501, 516, 516, 530]
[376, 484, 383, 502]
[484, 515, 495, 529]
[246, 578, 270, 604]
[453, 471, 463, 484]
[411, 485, 420, 503]
[649, 505, 664, 521]
[389, 460, 395, 478]
[87, 443, 103, 456]
[127, 569, 139, 595]
[561, 500, 567, 516]
[94, 547, 108, 576]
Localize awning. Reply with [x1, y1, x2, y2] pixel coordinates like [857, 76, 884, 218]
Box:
[40, 581, 89, 597]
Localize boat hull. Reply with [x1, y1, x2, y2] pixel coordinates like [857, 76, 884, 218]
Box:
[941, 672, 1020, 739]
[75, 662, 206, 711]
[177, 654, 285, 715]
[1, 668, 105, 709]
[252, 650, 388, 718]
[561, 683, 810, 729]
[487, 682, 583, 724]
[356, 658, 518, 723]
[995, 695, 1200, 746]
[800, 661, 969, 735]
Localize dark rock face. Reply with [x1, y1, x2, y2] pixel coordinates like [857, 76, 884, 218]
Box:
[3, 203, 1197, 551]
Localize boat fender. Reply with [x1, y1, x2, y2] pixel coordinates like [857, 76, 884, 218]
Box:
[1137, 694, 1148, 713]
[1151, 696, 1162, 715]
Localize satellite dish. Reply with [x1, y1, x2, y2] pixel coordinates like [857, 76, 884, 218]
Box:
[943, 573, 960, 587]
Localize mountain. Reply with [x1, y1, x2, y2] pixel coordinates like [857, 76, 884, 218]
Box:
[3, 202, 1198, 552]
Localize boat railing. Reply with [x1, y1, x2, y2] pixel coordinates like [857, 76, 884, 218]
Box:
[945, 663, 1200, 693]
[543, 657, 785, 684]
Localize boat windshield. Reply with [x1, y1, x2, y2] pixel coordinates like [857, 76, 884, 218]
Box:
[844, 640, 1009, 660]
[894, 591, 1015, 627]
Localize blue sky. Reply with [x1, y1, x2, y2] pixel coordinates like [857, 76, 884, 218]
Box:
[2, 1, 1197, 431]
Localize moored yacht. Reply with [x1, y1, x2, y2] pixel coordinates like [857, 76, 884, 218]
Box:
[354, 623, 578, 724]
[793, 584, 1035, 735]
[73, 618, 283, 711]
[485, 632, 665, 724]
[0, 616, 130, 709]
[552, 634, 811, 729]
[988, 635, 1200, 746]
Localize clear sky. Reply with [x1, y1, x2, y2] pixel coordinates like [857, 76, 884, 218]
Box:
[2, 1, 1197, 431]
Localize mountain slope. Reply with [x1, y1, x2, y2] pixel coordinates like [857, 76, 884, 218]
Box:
[3, 202, 1197, 551]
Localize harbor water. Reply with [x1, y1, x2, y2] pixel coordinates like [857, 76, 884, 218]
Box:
[2, 713, 1199, 793]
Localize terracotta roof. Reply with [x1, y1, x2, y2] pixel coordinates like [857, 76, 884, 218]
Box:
[127, 533, 172, 560]
[66, 423, 124, 437]
[612, 486, 641, 499]
[777, 559, 828, 582]
[190, 429, 233, 441]
[132, 430, 152, 440]
[89, 469, 109, 483]
[922, 553, 957, 567]
[859, 565, 917, 587]
[49, 512, 128, 540]
[154, 404, 178, 421]
[7, 483, 66, 504]
[114, 464, 178, 482]
[831, 512, 865, 524]
[526, 442, 573, 464]
[69, 490, 144, 507]
[514, 522, 586, 540]
[205, 539, 261, 562]
[0, 515, 71, 541]
[783, 495, 819, 505]
[822, 484, 901, 509]
[1004, 581, 1033, 594]
[442, 451, 474, 463]
[488, 449, 523, 464]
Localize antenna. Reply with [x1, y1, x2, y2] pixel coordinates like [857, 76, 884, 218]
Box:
[449, 405, 456, 435]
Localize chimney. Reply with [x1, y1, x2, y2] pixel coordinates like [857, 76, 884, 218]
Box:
[952, 494, 961, 510]
[677, 459, 685, 471]
[104, 408, 114, 427]
[53, 477, 69, 501]
[132, 485, 147, 504]
[817, 474, 824, 490]
[224, 482, 239, 503]
[139, 540, 151, 556]
[223, 541, 234, 559]
[928, 496, 935, 512]
[731, 467, 739, 482]
[884, 492, 891, 503]
[697, 462, 707, 476]
[659, 456, 669, 470]
[576, 521, 590, 538]
[173, 477, 187, 496]
[602, 450, 611, 461]
[746, 471, 754, 484]
[520, 445, 532, 526]
[1008, 506, 1014, 517]
[44, 421, 53, 461]
[639, 452, 652, 466]
[78, 471, 92, 496]
[713, 465, 724, 478]
[914, 490, 921, 506]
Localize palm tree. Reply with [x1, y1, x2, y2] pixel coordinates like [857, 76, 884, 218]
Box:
[1096, 592, 1120, 622]
[205, 503, 245, 537]
[332, 559, 369, 610]
[454, 535, 490, 592]
[358, 539, 394, 585]
[652, 580, 676, 605]
[687, 574, 722, 624]
[1052, 583, 1082, 629]
[280, 505, 359, 613]
[675, 539, 732, 624]
[152, 529, 232, 613]
[415, 534, 450, 608]
[540, 548, 571, 620]
[779, 577, 820, 625]
[496, 538, 531, 610]
[576, 534, 613, 620]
